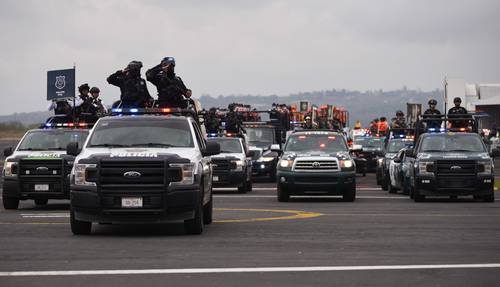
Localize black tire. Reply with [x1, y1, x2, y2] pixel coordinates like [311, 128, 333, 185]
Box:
[237, 183, 247, 194]
[402, 179, 410, 196]
[3, 197, 19, 210]
[203, 192, 213, 225]
[34, 198, 48, 206]
[246, 180, 253, 192]
[483, 192, 495, 203]
[70, 209, 92, 235]
[269, 169, 277, 182]
[185, 192, 204, 235]
[381, 176, 388, 191]
[343, 185, 356, 202]
[388, 183, 397, 194]
[277, 184, 290, 202]
[413, 188, 425, 202]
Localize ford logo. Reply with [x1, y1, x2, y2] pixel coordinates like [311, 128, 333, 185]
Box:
[36, 166, 49, 171]
[450, 165, 462, 170]
[123, 171, 141, 178]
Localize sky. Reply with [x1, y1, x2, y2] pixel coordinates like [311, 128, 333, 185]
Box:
[0, 0, 499, 115]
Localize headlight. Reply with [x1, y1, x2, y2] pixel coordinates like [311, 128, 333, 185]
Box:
[259, 157, 275, 162]
[3, 161, 18, 177]
[477, 160, 493, 175]
[340, 159, 354, 169]
[231, 160, 244, 171]
[377, 158, 384, 165]
[74, 163, 97, 186]
[279, 159, 293, 168]
[418, 161, 434, 175]
[170, 163, 195, 185]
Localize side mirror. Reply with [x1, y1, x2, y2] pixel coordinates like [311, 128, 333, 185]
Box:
[3, 147, 13, 157]
[404, 148, 414, 158]
[270, 144, 281, 151]
[247, 150, 255, 158]
[203, 141, 220, 157]
[393, 157, 402, 163]
[66, 142, 81, 157]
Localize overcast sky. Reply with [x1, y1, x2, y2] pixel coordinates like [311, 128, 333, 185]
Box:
[0, 0, 499, 115]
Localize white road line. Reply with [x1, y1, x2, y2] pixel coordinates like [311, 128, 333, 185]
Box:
[214, 187, 381, 191]
[214, 195, 407, 199]
[1, 263, 500, 277]
[21, 213, 69, 218]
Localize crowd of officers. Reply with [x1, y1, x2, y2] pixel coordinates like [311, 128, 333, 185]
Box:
[48, 57, 192, 122]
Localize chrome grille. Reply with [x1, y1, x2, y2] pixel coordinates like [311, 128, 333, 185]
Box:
[293, 158, 340, 172]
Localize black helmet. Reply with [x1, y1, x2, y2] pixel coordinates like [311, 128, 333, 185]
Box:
[90, 87, 100, 93]
[161, 57, 176, 66]
[396, 110, 404, 116]
[453, 97, 462, 103]
[78, 83, 90, 93]
[126, 60, 143, 71]
[428, 99, 437, 105]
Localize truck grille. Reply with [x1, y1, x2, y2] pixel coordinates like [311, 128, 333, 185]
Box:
[250, 150, 262, 160]
[212, 159, 231, 172]
[98, 160, 166, 209]
[293, 159, 339, 172]
[436, 160, 476, 189]
[18, 159, 67, 193]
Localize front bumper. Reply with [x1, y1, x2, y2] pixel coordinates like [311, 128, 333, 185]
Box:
[2, 177, 70, 200]
[415, 174, 494, 196]
[252, 161, 275, 175]
[277, 170, 356, 195]
[212, 170, 246, 187]
[70, 185, 200, 224]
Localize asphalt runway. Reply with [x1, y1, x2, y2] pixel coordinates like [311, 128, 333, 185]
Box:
[1, 172, 500, 287]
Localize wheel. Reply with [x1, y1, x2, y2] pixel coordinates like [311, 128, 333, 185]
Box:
[237, 183, 247, 193]
[343, 185, 356, 202]
[388, 183, 397, 194]
[34, 198, 48, 206]
[402, 179, 410, 195]
[184, 192, 204, 235]
[203, 192, 213, 225]
[70, 208, 92, 235]
[269, 169, 277, 182]
[381, 175, 388, 191]
[245, 180, 252, 192]
[483, 192, 494, 203]
[362, 170, 366, 177]
[3, 197, 19, 210]
[277, 184, 290, 202]
[413, 188, 425, 202]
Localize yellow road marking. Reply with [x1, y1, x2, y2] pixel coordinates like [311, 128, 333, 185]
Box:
[213, 208, 323, 223]
[0, 208, 323, 225]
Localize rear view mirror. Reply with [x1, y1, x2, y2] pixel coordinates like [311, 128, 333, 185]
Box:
[66, 142, 80, 157]
[3, 147, 13, 157]
[404, 148, 414, 158]
[203, 141, 220, 157]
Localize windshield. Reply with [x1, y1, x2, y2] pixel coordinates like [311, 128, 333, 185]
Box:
[88, 119, 193, 148]
[419, 134, 486, 153]
[354, 137, 385, 149]
[209, 139, 242, 153]
[18, 130, 88, 151]
[285, 134, 348, 153]
[387, 139, 414, 153]
[246, 127, 274, 148]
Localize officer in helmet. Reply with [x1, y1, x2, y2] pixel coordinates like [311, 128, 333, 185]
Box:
[90, 86, 107, 115]
[447, 97, 469, 128]
[391, 111, 407, 129]
[204, 107, 220, 134]
[423, 99, 442, 129]
[107, 61, 152, 108]
[302, 115, 316, 129]
[75, 83, 98, 121]
[225, 103, 245, 135]
[146, 57, 192, 109]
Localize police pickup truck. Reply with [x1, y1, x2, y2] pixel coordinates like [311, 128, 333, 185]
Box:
[406, 125, 497, 202]
[245, 124, 281, 181]
[67, 108, 220, 235]
[276, 130, 356, 202]
[207, 137, 252, 193]
[2, 124, 89, 209]
[376, 134, 414, 190]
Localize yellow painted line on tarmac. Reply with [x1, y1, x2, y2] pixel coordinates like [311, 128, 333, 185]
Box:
[213, 208, 323, 223]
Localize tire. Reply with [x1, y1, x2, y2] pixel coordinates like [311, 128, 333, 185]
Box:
[402, 179, 410, 196]
[70, 209, 92, 235]
[203, 192, 213, 225]
[34, 198, 48, 206]
[3, 197, 19, 210]
[413, 188, 425, 202]
[237, 183, 247, 194]
[184, 192, 204, 235]
[483, 192, 494, 203]
[277, 184, 290, 202]
[388, 183, 397, 194]
[381, 176, 388, 191]
[246, 180, 252, 192]
[269, 169, 277, 182]
[343, 185, 356, 202]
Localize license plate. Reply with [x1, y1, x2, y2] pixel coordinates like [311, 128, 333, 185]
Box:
[34, 184, 49, 191]
[121, 197, 143, 208]
[213, 176, 219, 182]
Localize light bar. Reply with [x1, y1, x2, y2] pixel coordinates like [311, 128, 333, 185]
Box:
[44, 122, 88, 128]
[110, 107, 193, 115]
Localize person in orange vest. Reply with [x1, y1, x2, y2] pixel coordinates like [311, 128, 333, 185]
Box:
[354, 120, 362, 130]
[377, 117, 389, 135]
